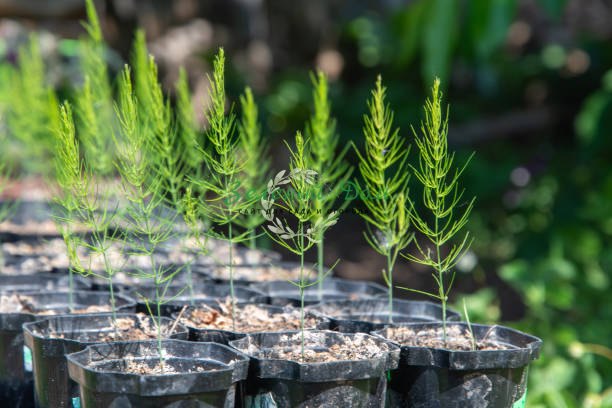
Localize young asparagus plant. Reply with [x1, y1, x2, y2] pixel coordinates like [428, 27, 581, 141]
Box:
[133, 35, 204, 304]
[75, 0, 115, 176]
[113, 65, 181, 368]
[400, 78, 474, 341]
[305, 71, 353, 296]
[53, 103, 84, 310]
[8, 34, 59, 176]
[262, 132, 338, 360]
[137, 51, 199, 304]
[53, 102, 121, 322]
[185, 49, 256, 329]
[353, 76, 413, 323]
[236, 86, 271, 249]
[175, 68, 204, 179]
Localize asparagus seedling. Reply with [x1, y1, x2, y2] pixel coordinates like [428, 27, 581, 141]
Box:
[236, 86, 271, 249]
[305, 71, 353, 297]
[185, 49, 257, 329]
[354, 76, 413, 323]
[262, 132, 338, 360]
[400, 78, 474, 341]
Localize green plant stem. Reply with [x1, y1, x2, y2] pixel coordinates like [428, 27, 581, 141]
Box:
[99, 247, 117, 333]
[186, 262, 194, 306]
[249, 229, 256, 250]
[226, 224, 236, 332]
[68, 267, 74, 312]
[387, 251, 393, 323]
[435, 198, 447, 342]
[150, 250, 164, 369]
[299, 222, 305, 361]
[317, 232, 324, 300]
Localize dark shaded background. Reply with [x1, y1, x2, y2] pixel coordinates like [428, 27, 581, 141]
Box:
[0, 0, 611, 405]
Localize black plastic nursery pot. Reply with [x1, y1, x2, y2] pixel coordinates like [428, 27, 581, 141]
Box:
[0, 273, 89, 293]
[205, 261, 320, 286]
[195, 246, 282, 267]
[128, 283, 268, 316]
[177, 303, 330, 345]
[229, 330, 400, 408]
[252, 278, 387, 307]
[0, 200, 59, 242]
[23, 313, 189, 408]
[0, 290, 134, 408]
[1, 237, 75, 275]
[372, 322, 542, 407]
[307, 298, 461, 334]
[66, 339, 250, 408]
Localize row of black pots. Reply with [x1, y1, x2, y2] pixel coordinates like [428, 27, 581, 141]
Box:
[4, 310, 541, 406]
[0, 290, 135, 407]
[30, 323, 540, 408]
[1, 272, 542, 407]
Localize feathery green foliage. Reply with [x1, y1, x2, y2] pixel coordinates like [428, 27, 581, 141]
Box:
[0, 130, 12, 224]
[400, 78, 474, 340]
[175, 68, 203, 176]
[143, 56, 200, 304]
[262, 132, 338, 359]
[113, 65, 181, 367]
[8, 34, 59, 175]
[53, 101, 122, 321]
[305, 71, 353, 294]
[53, 103, 86, 310]
[185, 48, 256, 328]
[354, 75, 413, 322]
[236, 86, 270, 248]
[132, 30, 155, 120]
[75, 0, 115, 176]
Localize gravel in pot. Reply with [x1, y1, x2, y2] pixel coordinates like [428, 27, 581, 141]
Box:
[23, 313, 188, 408]
[372, 322, 542, 407]
[127, 283, 268, 316]
[175, 301, 329, 344]
[0, 290, 134, 408]
[207, 261, 319, 285]
[307, 298, 461, 333]
[229, 330, 400, 407]
[66, 339, 250, 407]
[252, 278, 387, 307]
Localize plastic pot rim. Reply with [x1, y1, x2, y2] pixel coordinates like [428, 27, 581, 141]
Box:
[67, 339, 250, 395]
[372, 322, 542, 370]
[23, 312, 188, 350]
[229, 329, 400, 382]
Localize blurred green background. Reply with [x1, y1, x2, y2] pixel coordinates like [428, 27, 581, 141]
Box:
[0, 0, 611, 405]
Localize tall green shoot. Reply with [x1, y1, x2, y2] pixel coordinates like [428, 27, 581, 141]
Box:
[176, 69, 208, 298]
[236, 86, 270, 249]
[138, 53, 198, 304]
[113, 65, 180, 367]
[53, 102, 120, 322]
[186, 49, 255, 329]
[262, 132, 338, 360]
[175, 68, 203, 178]
[305, 71, 353, 295]
[354, 76, 413, 323]
[400, 78, 474, 341]
[53, 103, 84, 310]
[8, 34, 58, 176]
[75, 0, 115, 176]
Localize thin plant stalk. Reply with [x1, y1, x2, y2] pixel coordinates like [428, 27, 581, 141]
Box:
[262, 132, 338, 361]
[400, 78, 474, 342]
[353, 76, 413, 323]
[305, 71, 352, 298]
